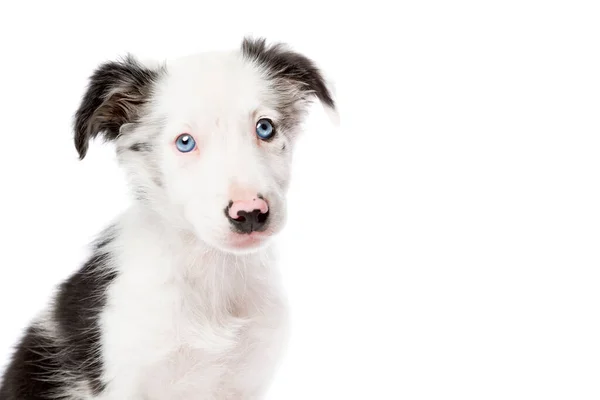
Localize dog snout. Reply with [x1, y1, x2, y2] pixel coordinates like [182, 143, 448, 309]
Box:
[226, 196, 269, 233]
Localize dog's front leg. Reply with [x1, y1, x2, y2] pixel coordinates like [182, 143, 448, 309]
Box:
[220, 307, 289, 399]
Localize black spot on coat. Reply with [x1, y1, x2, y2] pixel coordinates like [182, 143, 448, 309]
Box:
[0, 232, 118, 398]
[73, 55, 163, 159]
[241, 37, 335, 109]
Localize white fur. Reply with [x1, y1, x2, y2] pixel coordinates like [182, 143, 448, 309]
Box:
[0, 41, 336, 400]
[96, 208, 288, 400]
[95, 51, 296, 399]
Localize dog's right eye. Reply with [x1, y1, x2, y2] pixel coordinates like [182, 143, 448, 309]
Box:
[175, 134, 196, 153]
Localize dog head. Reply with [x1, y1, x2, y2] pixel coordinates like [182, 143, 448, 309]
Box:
[74, 38, 336, 254]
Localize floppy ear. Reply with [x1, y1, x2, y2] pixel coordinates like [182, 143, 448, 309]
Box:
[241, 37, 337, 121]
[73, 55, 162, 159]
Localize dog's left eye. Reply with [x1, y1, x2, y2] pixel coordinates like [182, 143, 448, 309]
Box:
[175, 134, 196, 153]
[256, 119, 275, 140]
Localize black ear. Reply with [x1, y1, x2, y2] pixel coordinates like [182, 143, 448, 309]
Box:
[241, 37, 336, 110]
[73, 55, 162, 159]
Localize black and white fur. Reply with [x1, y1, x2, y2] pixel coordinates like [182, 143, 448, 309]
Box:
[0, 37, 335, 400]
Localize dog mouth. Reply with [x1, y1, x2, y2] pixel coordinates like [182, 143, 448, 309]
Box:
[227, 231, 272, 250]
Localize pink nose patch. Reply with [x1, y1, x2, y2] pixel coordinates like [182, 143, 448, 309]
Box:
[228, 197, 269, 220]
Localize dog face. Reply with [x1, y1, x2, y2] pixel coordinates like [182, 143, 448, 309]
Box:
[74, 38, 335, 253]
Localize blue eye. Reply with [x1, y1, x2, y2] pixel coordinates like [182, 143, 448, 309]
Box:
[175, 134, 196, 153]
[256, 118, 275, 140]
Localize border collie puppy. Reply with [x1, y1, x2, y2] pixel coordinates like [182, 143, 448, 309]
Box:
[0, 37, 335, 400]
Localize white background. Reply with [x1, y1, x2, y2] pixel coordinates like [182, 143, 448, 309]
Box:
[0, 1, 599, 399]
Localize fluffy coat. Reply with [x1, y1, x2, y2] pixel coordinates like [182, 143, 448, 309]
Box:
[0, 37, 335, 400]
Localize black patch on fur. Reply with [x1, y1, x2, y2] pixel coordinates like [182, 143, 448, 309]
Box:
[0, 232, 118, 398]
[241, 37, 335, 109]
[0, 326, 64, 399]
[129, 142, 152, 152]
[54, 250, 117, 394]
[74, 55, 163, 159]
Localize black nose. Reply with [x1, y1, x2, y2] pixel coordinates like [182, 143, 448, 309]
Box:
[226, 205, 269, 234]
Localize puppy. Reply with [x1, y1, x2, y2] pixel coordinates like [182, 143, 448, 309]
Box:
[0, 37, 335, 400]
